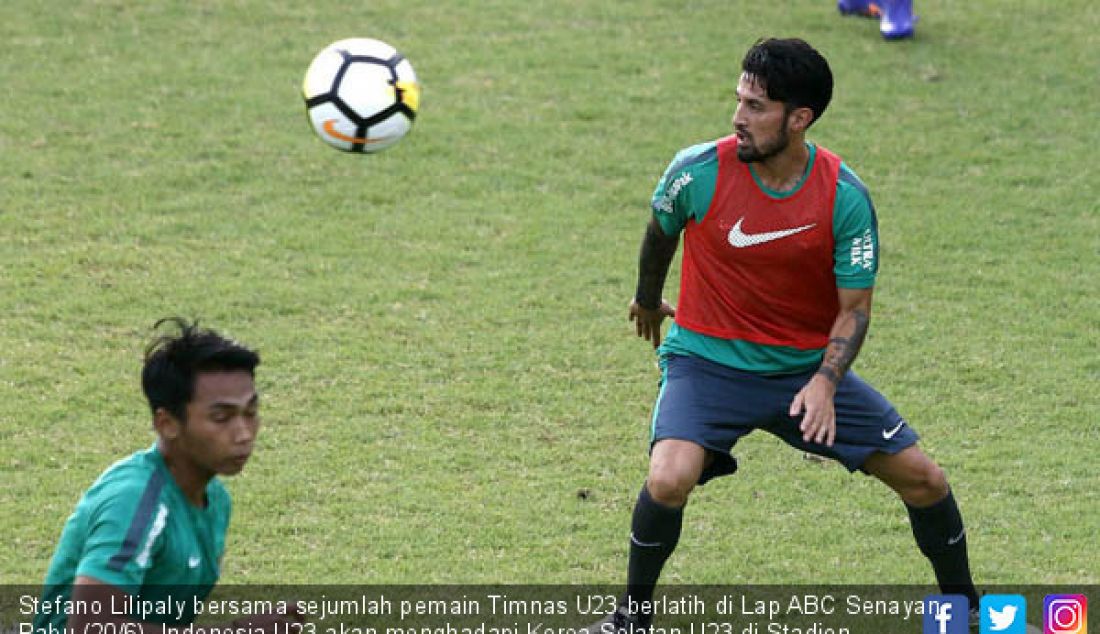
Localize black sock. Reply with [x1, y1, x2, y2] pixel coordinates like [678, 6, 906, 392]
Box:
[906, 489, 979, 605]
[625, 484, 684, 615]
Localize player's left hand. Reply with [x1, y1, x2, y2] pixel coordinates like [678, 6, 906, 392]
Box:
[790, 374, 837, 447]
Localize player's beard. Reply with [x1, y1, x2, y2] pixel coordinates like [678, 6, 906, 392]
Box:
[736, 121, 790, 163]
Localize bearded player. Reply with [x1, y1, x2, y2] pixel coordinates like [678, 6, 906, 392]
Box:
[592, 37, 980, 632]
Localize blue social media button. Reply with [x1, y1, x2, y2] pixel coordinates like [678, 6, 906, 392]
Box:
[924, 595, 970, 634]
[980, 595, 1027, 634]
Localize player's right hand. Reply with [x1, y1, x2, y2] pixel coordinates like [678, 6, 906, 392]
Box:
[629, 299, 676, 348]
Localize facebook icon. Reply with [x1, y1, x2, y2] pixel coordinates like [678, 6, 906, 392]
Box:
[924, 595, 970, 634]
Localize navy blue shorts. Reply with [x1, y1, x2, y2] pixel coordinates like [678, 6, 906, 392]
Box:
[651, 354, 919, 484]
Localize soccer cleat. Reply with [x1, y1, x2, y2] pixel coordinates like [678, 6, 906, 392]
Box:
[837, 0, 882, 17]
[878, 0, 917, 39]
[579, 605, 650, 634]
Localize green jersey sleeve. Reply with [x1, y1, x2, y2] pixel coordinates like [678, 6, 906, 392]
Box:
[74, 473, 168, 590]
[650, 141, 719, 236]
[833, 163, 879, 288]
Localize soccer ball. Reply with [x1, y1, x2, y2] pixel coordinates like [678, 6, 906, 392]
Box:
[302, 38, 420, 153]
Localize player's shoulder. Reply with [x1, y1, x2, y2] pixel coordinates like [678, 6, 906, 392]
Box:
[836, 160, 871, 200]
[830, 159, 878, 241]
[82, 446, 168, 511]
[665, 139, 720, 177]
[653, 139, 721, 214]
[89, 446, 159, 489]
[834, 159, 875, 223]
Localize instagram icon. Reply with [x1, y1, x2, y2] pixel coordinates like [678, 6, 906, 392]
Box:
[1045, 595, 1087, 634]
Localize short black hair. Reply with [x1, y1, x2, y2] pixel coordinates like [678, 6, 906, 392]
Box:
[142, 317, 260, 423]
[741, 38, 833, 126]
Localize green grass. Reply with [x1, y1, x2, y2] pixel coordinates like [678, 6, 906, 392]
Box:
[1, 0, 1097, 586]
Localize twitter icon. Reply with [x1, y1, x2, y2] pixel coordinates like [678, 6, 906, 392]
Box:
[981, 595, 1028, 634]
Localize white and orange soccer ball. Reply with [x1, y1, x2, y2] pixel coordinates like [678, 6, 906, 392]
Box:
[302, 38, 420, 153]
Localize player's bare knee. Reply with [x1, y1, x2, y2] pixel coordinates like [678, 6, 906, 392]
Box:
[924, 463, 949, 500]
[645, 470, 695, 507]
[902, 462, 949, 506]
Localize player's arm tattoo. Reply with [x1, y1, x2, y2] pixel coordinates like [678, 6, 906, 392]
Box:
[816, 308, 870, 385]
[634, 218, 680, 310]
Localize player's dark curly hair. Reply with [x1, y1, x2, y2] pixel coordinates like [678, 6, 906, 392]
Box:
[741, 37, 833, 127]
[142, 317, 260, 423]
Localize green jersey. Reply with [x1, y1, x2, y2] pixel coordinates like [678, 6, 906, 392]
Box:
[34, 445, 231, 630]
[650, 141, 879, 374]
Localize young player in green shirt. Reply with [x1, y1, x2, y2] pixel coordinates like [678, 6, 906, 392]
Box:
[34, 318, 302, 634]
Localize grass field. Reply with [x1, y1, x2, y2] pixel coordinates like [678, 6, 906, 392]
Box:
[1, 0, 1097, 587]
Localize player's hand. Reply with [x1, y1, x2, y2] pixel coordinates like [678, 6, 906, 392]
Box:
[789, 373, 837, 447]
[629, 299, 676, 348]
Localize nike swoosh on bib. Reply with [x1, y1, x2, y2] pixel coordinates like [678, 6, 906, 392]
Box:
[727, 217, 817, 248]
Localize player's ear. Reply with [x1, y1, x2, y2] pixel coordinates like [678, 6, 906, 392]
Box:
[153, 407, 182, 439]
[788, 106, 814, 133]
